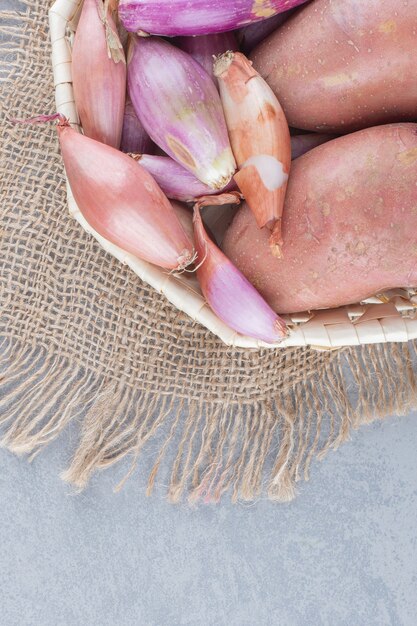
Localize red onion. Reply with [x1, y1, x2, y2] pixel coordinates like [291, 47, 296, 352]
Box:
[127, 36, 236, 189]
[118, 0, 309, 36]
[193, 203, 288, 344]
[72, 0, 126, 148]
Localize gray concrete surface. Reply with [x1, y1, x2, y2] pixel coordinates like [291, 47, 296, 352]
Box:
[0, 409, 416, 626]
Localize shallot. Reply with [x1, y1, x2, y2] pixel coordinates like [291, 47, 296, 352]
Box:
[193, 203, 288, 344]
[72, 0, 126, 148]
[127, 36, 236, 189]
[131, 154, 236, 203]
[214, 51, 291, 256]
[120, 95, 154, 154]
[239, 9, 295, 54]
[14, 115, 194, 270]
[175, 32, 238, 81]
[118, 0, 309, 36]
[290, 134, 336, 160]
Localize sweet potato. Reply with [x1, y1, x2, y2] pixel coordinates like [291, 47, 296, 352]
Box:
[222, 123, 417, 314]
[251, 0, 417, 132]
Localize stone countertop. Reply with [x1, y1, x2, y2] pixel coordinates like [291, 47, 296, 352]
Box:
[0, 406, 416, 626]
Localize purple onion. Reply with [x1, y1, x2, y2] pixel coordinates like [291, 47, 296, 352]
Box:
[291, 133, 337, 160]
[127, 36, 236, 189]
[118, 0, 310, 36]
[135, 154, 236, 202]
[120, 95, 154, 153]
[175, 32, 238, 80]
[239, 8, 296, 54]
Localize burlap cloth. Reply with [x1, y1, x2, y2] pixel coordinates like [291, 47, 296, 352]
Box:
[1, 0, 416, 503]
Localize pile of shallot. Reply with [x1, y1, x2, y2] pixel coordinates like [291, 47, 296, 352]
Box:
[20, 0, 417, 343]
[46, 0, 306, 344]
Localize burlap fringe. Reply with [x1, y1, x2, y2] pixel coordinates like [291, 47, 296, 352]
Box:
[1, 338, 416, 503]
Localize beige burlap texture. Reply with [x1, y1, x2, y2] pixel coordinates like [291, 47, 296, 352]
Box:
[1, 0, 417, 503]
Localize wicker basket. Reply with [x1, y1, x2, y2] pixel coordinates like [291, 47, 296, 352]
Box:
[49, 0, 417, 349]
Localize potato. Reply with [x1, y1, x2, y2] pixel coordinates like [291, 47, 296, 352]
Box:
[222, 123, 417, 314]
[251, 0, 417, 132]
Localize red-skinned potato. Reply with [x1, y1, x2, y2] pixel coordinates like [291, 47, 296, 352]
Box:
[222, 123, 417, 314]
[251, 0, 417, 132]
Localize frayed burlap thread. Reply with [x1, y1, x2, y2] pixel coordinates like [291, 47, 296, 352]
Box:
[2, 338, 417, 503]
[2, 1, 417, 503]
